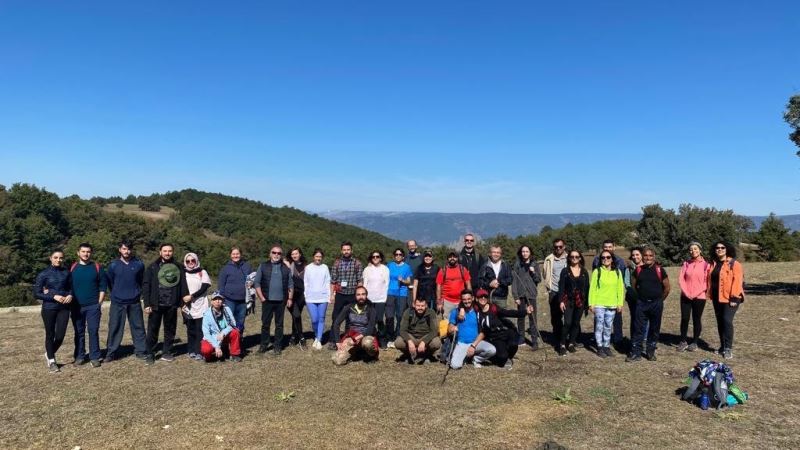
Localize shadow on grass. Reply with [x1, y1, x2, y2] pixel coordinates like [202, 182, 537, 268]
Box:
[745, 282, 800, 296]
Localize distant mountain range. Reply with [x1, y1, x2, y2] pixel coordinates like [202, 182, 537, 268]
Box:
[319, 211, 800, 246]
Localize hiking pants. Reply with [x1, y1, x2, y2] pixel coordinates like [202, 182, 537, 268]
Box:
[679, 295, 706, 344]
[288, 289, 305, 341]
[72, 303, 102, 361]
[548, 291, 563, 347]
[712, 298, 739, 351]
[329, 293, 354, 343]
[106, 302, 147, 358]
[185, 317, 203, 355]
[146, 305, 177, 356]
[224, 299, 247, 334]
[593, 306, 616, 348]
[631, 299, 663, 355]
[42, 307, 70, 361]
[261, 300, 286, 349]
[450, 341, 495, 369]
[561, 303, 583, 346]
[516, 297, 539, 346]
[394, 336, 442, 358]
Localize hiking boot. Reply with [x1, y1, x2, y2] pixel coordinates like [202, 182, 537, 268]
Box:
[472, 361, 484, 368]
[73, 358, 87, 367]
[502, 360, 513, 370]
[145, 356, 155, 366]
[104, 353, 116, 364]
[604, 347, 614, 358]
[687, 342, 697, 352]
[597, 348, 607, 358]
[626, 353, 642, 362]
[299, 339, 307, 350]
[272, 347, 282, 357]
[231, 355, 242, 362]
[48, 362, 60, 373]
[646, 350, 657, 361]
[258, 345, 269, 354]
[160, 353, 175, 362]
[90, 359, 101, 368]
[327, 342, 338, 351]
[676, 341, 688, 352]
[135, 353, 148, 360]
[723, 349, 733, 360]
[558, 346, 567, 357]
[567, 343, 577, 353]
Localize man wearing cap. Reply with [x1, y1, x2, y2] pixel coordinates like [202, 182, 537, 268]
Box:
[331, 286, 378, 365]
[395, 297, 441, 363]
[142, 243, 190, 365]
[201, 291, 242, 362]
[436, 251, 472, 319]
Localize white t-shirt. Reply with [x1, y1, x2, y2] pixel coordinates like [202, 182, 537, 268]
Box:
[304, 263, 331, 304]
[490, 260, 502, 278]
[363, 264, 389, 303]
[186, 269, 211, 319]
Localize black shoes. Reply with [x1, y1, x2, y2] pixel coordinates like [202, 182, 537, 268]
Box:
[626, 353, 642, 362]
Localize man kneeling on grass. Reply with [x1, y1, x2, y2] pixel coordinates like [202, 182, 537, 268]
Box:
[201, 292, 242, 362]
[448, 289, 495, 369]
[395, 297, 441, 364]
[332, 286, 379, 365]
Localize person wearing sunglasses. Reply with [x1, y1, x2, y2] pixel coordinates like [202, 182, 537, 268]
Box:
[557, 250, 590, 356]
[458, 233, 486, 283]
[182, 252, 211, 361]
[589, 250, 624, 358]
[255, 245, 294, 356]
[363, 250, 389, 347]
[628, 248, 670, 362]
[413, 250, 439, 310]
[543, 238, 568, 347]
[591, 239, 628, 351]
[706, 241, 744, 360]
[387, 248, 414, 348]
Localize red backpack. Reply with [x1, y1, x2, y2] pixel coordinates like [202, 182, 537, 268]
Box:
[70, 261, 101, 274]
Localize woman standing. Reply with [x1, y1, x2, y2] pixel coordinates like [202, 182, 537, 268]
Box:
[511, 245, 542, 349]
[677, 242, 709, 352]
[304, 249, 331, 350]
[183, 252, 211, 361]
[34, 250, 73, 373]
[474, 288, 530, 369]
[363, 250, 390, 347]
[557, 250, 590, 356]
[588, 250, 625, 358]
[707, 241, 744, 360]
[625, 247, 644, 345]
[286, 247, 308, 348]
[413, 250, 439, 310]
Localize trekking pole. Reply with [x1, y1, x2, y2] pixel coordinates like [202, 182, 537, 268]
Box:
[440, 328, 458, 385]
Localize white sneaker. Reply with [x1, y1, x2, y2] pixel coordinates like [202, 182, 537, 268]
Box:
[387, 341, 396, 349]
[313, 340, 322, 350]
[473, 361, 483, 368]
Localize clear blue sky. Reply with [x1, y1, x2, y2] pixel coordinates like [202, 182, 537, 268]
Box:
[1, 1, 798, 215]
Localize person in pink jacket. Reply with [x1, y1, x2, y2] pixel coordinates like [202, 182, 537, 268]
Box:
[677, 242, 709, 352]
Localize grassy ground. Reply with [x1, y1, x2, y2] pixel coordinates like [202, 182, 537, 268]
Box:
[1, 262, 798, 449]
[102, 204, 176, 221]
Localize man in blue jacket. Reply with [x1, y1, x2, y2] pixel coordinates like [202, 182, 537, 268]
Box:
[70, 243, 107, 367]
[104, 240, 147, 362]
[217, 246, 253, 333]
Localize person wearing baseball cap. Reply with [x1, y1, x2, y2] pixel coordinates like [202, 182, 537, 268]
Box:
[436, 251, 472, 319]
[200, 291, 242, 362]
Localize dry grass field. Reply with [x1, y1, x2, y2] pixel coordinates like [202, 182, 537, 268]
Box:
[1, 262, 798, 449]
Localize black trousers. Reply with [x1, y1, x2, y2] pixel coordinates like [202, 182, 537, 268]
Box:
[631, 299, 663, 355]
[185, 317, 203, 355]
[561, 304, 583, 346]
[489, 333, 519, 367]
[679, 296, 706, 343]
[626, 292, 638, 339]
[261, 300, 286, 348]
[288, 290, 306, 341]
[548, 292, 563, 347]
[329, 293, 355, 343]
[712, 298, 739, 351]
[42, 307, 70, 360]
[146, 306, 177, 356]
[516, 297, 539, 346]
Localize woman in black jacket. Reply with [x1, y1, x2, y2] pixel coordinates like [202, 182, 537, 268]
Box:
[33, 250, 73, 373]
[557, 250, 590, 356]
[474, 288, 532, 369]
[511, 245, 542, 348]
[413, 250, 439, 310]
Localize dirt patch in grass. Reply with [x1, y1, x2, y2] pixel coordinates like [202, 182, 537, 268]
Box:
[103, 204, 176, 221]
[1, 261, 799, 449]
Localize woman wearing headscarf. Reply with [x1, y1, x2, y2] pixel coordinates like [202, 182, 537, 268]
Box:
[183, 252, 211, 361]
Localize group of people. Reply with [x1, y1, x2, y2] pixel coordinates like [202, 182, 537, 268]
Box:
[33, 233, 745, 373]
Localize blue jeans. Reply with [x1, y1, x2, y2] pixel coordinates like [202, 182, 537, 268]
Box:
[388, 295, 407, 338]
[72, 303, 102, 361]
[593, 306, 617, 348]
[225, 300, 247, 334]
[307, 302, 327, 342]
[106, 302, 147, 357]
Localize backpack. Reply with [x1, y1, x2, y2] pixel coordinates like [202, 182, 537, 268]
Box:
[70, 261, 101, 275]
[635, 264, 664, 282]
[441, 265, 466, 284]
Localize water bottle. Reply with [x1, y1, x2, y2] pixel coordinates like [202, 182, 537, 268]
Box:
[698, 392, 710, 410]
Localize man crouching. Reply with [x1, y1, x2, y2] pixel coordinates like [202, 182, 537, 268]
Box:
[395, 297, 441, 363]
[332, 286, 378, 365]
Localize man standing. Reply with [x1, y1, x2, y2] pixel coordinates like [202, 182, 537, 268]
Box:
[329, 241, 363, 349]
[591, 239, 628, 348]
[542, 238, 568, 348]
[217, 246, 253, 333]
[478, 245, 513, 308]
[70, 243, 107, 367]
[627, 248, 670, 362]
[436, 251, 472, 319]
[255, 245, 293, 356]
[395, 297, 441, 363]
[143, 243, 190, 365]
[459, 233, 486, 283]
[105, 240, 147, 362]
[406, 240, 423, 306]
[331, 286, 378, 365]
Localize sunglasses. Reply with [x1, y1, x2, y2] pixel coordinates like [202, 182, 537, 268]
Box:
[394, 253, 403, 256]
[464, 239, 474, 243]
[715, 247, 726, 250]
[371, 255, 381, 259]
[601, 256, 612, 260]
[554, 245, 564, 249]
[186, 259, 196, 263]
[569, 255, 581, 259]
[271, 251, 282, 255]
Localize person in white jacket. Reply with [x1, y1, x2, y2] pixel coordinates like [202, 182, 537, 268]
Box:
[363, 250, 390, 348]
[303, 248, 331, 350]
